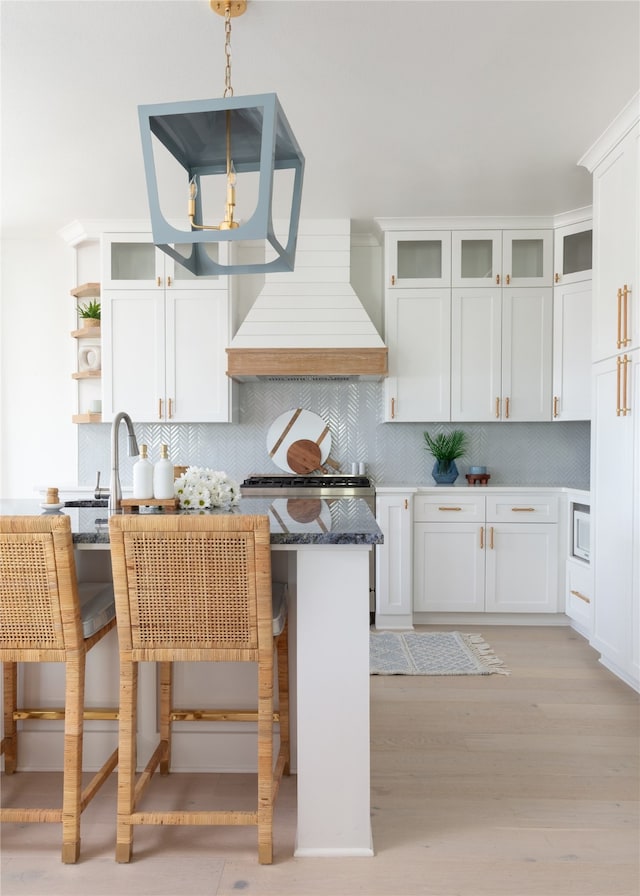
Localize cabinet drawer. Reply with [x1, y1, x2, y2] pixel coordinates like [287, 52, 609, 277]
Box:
[414, 493, 485, 522]
[486, 493, 558, 523]
[566, 559, 592, 628]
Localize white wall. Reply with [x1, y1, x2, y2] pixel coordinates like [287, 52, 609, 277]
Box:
[0, 237, 78, 497]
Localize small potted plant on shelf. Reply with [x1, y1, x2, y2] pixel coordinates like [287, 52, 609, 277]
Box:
[77, 300, 101, 328]
[423, 429, 468, 484]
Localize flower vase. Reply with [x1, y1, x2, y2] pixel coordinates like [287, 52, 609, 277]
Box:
[431, 460, 459, 485]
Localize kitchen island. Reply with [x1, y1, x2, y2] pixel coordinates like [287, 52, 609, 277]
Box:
[0, 497, 382, 858]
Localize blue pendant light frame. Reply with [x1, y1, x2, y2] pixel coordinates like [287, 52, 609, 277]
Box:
[138, 92, 305, 276]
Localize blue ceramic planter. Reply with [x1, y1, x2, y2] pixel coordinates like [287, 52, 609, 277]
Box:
[431, 460, 459, 485]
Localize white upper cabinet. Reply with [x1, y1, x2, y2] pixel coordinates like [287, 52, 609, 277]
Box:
[102, 233, 226, 291]
[451, 231, 502, 287]
[384, 288, 451, 422]
[553, 220, 593, 286]
[590, 123, 639, 362]
[385, 231, 451, 288]
[452, 229, 552, 288]
[552, 280, 592, 420]
[451, 287, 552, 421]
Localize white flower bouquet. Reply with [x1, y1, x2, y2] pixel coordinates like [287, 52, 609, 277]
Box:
[174, 466, 240, 511]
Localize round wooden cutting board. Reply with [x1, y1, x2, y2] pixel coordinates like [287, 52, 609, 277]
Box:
[266, 408, 332, 474]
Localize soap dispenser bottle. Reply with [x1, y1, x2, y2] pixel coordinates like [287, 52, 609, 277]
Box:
[132, 443, 154, 500]
[153, 443, 174, 500]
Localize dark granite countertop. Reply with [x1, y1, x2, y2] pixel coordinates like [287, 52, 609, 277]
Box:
[0, 498, 383, 547]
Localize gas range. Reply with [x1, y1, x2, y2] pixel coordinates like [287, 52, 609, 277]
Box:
[240, 474, 374, 501]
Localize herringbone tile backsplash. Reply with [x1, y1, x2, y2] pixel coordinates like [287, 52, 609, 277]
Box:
[78, 382, 590, 490]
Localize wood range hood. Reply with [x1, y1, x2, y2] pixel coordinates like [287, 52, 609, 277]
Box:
[226, 220, 388, 382]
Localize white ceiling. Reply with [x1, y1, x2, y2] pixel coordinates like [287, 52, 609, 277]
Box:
[1, 0, 639, 238]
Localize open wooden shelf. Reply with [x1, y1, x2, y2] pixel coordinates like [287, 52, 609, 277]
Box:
[72, 413, 102, 424]
[71, 326, 101, 339]
[70, 282, 100, 299]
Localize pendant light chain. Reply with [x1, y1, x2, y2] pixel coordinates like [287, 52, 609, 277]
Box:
[223, 4, 233, 98]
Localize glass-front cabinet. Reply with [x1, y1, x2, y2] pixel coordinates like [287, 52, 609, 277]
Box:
[553, 220, 592, 286]
[102, 233, 225, 290]
[385, 231, 451, 288]
[452, 229, 552, 288]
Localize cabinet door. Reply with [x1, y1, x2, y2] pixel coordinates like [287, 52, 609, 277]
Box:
[501, 288, 552, 421]
[591, 352, 637, 676]
[414, 522, 485, 612]
[375, 493, 413, 629]
[101, 290, 165, 422]
[385, 232, 451, 288]
[552, 281, 592, 420]
[451, 288, 501, 421]
[502, 230, 553, 287]
[384, 289, 451, 422]
[484, 523, 558, 613]
[592, 124, 639, 362]
[102, 234, 161, 289]
[553, 221, 592, 286]
[451, 231, 501, 288]
[166, 290, 233, 422]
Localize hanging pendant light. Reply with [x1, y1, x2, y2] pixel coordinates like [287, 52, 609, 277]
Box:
[138, 0, 304, 276]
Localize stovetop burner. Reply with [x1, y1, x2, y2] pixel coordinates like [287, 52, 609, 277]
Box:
[241, 474, 371, 490]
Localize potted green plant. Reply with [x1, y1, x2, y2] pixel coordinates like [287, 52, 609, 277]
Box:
[423, 429, 468, 484]
[77, 300, 101, 328]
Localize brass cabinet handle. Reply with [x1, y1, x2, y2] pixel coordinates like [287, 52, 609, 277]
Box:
[617, 287, 622, 348]
[391, 397, 396, 419]
[391, 274, 396, 286]
[622, 284, 630, 346]
[439, 506, 462, 512]
[506, 274, 511, 285]
[404, 499, 408, 510]
[480, 526, 484, 549]
[157, 276, 162, 287]
[505, 396, 510, 419]
[555, 272, 560, 284]
[495, 397, 500, 419]
[168, 398, 173, 419]
[570, 589, 591, 604]
[553, 396, 559, 418]
[158, 398, 163, 419]
[489, 526, 494, 549]
[621, 354, 630, 416]
[512, 507, 535, 512]
[496, 274, 500, 285]
[616, 356, 622, 416]
[167, 275, 172, 288]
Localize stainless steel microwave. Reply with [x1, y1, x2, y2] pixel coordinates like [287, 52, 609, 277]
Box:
[572, 506, 590, 562]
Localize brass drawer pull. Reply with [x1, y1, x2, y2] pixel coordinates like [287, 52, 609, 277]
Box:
[511, 507, 535, 512]
[480, 526, 484, 549]
[489, 526, 494, 549]
[570, 589, 591, 604]
[439, 506, 462, 512]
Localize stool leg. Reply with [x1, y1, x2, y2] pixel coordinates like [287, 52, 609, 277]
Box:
[257, 654, 274, 865]
[61, 653, 85, 863]
[277, 623, 291, 776]
[116, 659, 137, 863]
[2, 663, 17, 774]
[159, 661, 172, 775]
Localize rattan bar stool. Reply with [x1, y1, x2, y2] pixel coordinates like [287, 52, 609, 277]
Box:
[108, 513, 290, 865]
[0, 515, 119, 863]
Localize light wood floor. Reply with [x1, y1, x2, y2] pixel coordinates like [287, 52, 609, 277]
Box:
[1, 625, 639, 896]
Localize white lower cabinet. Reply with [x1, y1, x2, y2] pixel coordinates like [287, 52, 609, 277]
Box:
[375, 490, 415, 629]
[413, 491, 559, 615]
[566, 557, 593, 638]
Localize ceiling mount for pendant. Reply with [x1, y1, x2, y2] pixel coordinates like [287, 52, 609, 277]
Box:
[138, 0, 304, 276]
